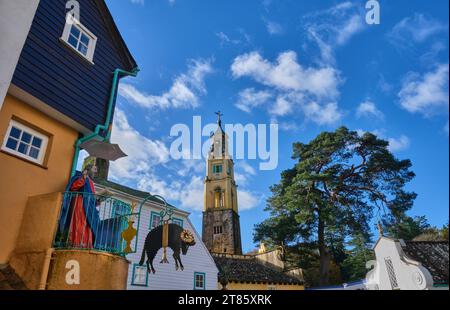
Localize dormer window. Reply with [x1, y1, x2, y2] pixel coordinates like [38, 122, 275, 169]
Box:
[61, 14, 97, 63]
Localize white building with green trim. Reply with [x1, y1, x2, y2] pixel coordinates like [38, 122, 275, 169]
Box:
[94, 178, 219, 290]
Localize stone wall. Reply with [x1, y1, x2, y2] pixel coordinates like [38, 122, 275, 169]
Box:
[202, 209, 242, 255]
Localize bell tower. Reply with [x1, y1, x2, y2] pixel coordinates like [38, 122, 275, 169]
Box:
[202, 112, 242, 255]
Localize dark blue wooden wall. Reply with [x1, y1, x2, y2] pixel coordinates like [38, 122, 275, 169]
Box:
[12, 0, 134, 132]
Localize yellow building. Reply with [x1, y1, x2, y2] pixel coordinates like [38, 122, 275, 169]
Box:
[0, 0, 138, 290]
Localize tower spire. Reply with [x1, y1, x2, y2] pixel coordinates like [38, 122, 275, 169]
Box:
[215, 111, 223, 129]
[203, 112, 242, 255]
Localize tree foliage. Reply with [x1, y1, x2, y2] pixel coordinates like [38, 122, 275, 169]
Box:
[254, 127, 417, 285]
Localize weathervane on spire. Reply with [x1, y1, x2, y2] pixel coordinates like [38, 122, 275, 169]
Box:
[215, 111, 223, 128]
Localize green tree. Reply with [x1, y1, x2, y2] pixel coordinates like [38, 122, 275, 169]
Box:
[254, 127, 416, 285]
[341, 234, 374, 282]
[385, 215, 431, 240]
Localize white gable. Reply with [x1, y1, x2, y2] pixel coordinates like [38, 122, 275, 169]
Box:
[365, 237, 434, 290]
[94, 184, 218, 290]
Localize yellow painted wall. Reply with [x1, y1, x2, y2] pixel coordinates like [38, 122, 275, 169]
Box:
[46, 250, 129, 290]
[9, 192, 62, 289]
[0, 94, 78, 264]
[220, 281, 304, 290]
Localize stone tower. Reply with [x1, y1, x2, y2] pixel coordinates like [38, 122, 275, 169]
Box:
[202, 112, 242, 255]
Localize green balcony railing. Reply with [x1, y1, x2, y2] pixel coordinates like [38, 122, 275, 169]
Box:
[54, 192, 139, 256]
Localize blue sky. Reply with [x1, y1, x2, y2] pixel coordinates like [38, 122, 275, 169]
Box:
[95, 0, 448, 252]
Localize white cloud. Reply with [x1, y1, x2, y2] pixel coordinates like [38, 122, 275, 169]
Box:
[377, 75, 393, 94]
[356, 101, 384, 120]
[264, 20, 284, 35]
[335, 14, 364, 45]
[388, 135, 411, 152]
[234, 161, 257, 186]
[303, 2, 365, 64]
[119, 58, 213, 109]
[176, 176, 204, 211]
[238, 190, 261, 211]
[237, 161, 257, 175]
[176, 159, 205, 177]
[231, 51, 341, 98]
[137, 174, 204, 212]
[388, 13, 447, 48]
[231, 51, 343, 125]
[269, 95, 293, 117]
[109, 109, 170, 181]
[235, 88, 273, 113]
[356, 129, 410, 153]
[302, 101, 342, 126]
[398, 64, 449, 116]
[216, 32, 240, 47]
[234, 172, 248, 185]
[130, 0, 144, 5]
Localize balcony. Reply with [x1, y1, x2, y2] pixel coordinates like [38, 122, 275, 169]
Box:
[10, 191, 140, 289]
[53, 191, 139, 256]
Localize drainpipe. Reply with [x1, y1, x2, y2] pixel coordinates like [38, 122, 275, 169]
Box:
[70, 67, 139, 177]
[38, 248, 54, 290]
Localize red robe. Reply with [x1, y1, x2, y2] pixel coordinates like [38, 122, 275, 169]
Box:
[68, 177, 95, 248]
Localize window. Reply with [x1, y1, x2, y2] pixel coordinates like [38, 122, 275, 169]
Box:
[213, 164, 223, 174]
[131, 264, 148, 287]
[194, 272, 206, 290]
[214, 189, 224, 208]
[150, 211, 161, 230]
[213, 226, 223, 235]
[227, 165, 231, 175]
[61, 14, 97, 63]
[173, 217, 184, 227]
[1, 119, 49, 165]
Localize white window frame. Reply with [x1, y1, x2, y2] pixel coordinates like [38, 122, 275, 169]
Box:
[1, 119, 49, 165]
[194, 272, 206, 290]
[61, 14, 97, 63]
[131, 264, 148, 287]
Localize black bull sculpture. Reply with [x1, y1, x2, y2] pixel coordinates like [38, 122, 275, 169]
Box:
[139, 224, 196, 273]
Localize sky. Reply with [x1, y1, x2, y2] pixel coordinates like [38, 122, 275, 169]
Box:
[87, 0, 448, 253]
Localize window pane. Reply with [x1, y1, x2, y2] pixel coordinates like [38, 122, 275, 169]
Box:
[70, 26, 81, 38]
[21, 132, 32, 143]
[6, 138, 18, 150]
[32, 137, 42, 148]
[18, 143, 29, 155]
[80, 33, 90, 46]
[29, 147, 40, 159]
[152, 215, 161, 228]
[78, 43, 88, 56]
[68, 35, 79, 48]
[10, 127, 21, 139]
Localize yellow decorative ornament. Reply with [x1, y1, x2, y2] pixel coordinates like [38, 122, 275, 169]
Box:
[121, 202, 137, 254]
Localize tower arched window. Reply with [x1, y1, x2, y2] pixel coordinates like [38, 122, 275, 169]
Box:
[214, 187, 225, 208]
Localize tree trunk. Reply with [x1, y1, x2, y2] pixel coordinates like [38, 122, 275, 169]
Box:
[318, 215, 330, 286]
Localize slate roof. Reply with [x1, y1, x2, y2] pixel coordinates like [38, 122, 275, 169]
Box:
[213, 255, 303, 285]
[402, 241, 449, 285]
